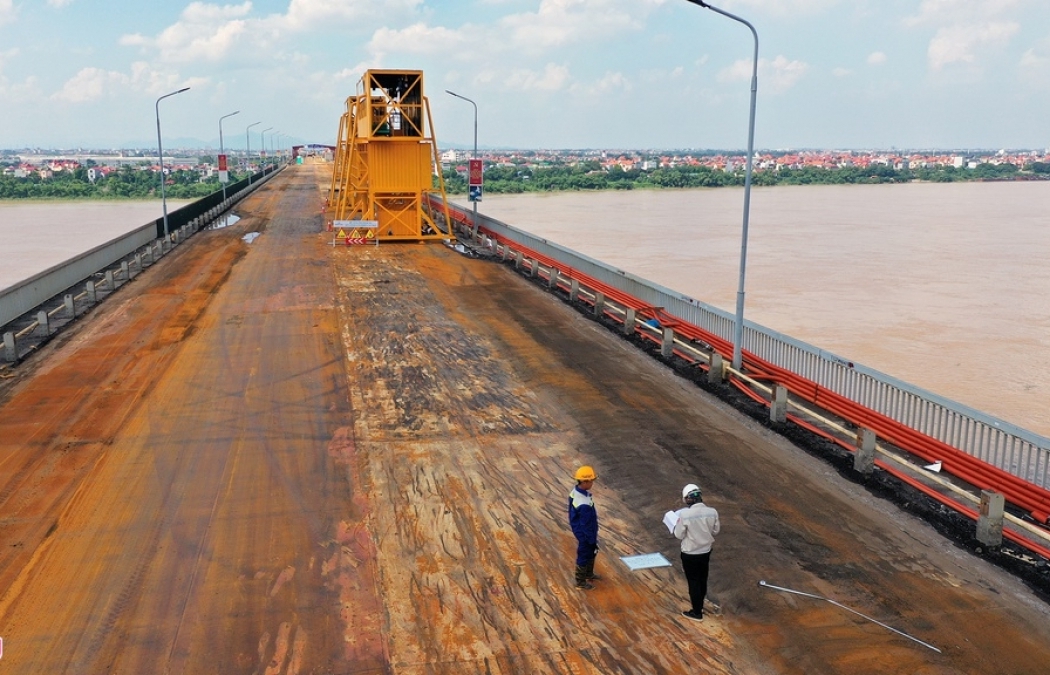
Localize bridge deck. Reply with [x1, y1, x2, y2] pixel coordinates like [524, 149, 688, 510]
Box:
[1, 163, 1049, 673]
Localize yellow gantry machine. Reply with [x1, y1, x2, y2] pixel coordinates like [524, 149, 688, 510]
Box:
[326, 69, 453, 241]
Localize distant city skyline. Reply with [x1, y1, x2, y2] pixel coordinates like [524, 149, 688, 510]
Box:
[1, 1, 1049, 151]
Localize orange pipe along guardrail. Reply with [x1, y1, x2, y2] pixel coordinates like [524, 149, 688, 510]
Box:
[440, 200, 1050, 559]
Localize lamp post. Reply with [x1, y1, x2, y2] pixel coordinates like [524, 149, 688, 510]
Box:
[686, 0, 758, 372]
[155, 86, 190, 239]
[218, 110, 240, 203]
[246, 121, 261, 184]
[275, 133, 282, 165]
[261, 127, 273, 173]
[445, 90, 479, 239]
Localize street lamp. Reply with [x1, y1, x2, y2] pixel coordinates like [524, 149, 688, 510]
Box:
[218, 110, 240, 203]
[445, 89, 479, 239]
[686, 0, 758, 372]
[261, 127, 273, 173]
[246, 121, 261, 185]
[155, 86, 190, 239]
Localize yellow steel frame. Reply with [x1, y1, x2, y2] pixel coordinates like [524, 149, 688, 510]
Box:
[326, 70, 452, 241]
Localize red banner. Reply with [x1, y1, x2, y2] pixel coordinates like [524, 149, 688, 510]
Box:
[218, 154, 228, 171]
[468, 159, 483, 186]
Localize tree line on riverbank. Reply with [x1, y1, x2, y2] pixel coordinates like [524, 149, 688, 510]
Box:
[3, 156, 1048, 200]
[441, 159, 1050, 195]
[0, 164, 236, 200]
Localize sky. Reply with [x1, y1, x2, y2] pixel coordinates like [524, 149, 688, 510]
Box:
[1, 0, 1049, 151]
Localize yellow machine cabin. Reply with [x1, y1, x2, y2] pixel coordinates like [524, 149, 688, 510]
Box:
[327, 69, 451, 241]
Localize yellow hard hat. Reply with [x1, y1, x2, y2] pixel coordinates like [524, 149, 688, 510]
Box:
[574, 465, 597, 482]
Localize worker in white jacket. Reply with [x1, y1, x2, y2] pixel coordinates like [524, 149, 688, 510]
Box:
[673, 483, 720, 621]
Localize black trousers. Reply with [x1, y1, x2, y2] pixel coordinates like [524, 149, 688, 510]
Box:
[681, 550, 712, 613]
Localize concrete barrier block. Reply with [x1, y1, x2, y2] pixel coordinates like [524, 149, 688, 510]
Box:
[854, 428, 876, 475]
[661, 327, 675, 359]
[86, 280, 97, 303]
[623, 308, 636, 336]
[770, 384, 788, 423]
[708, 353, 725, 383]
[64, 294, 75, 317]
[36, 311, 49, 337]
[570, 279, 580, 304]
[548, 268, 559, 290]
[593, 293, 605, 320]
[4, 331, 17, 362]
[976, 490, 1005, 547]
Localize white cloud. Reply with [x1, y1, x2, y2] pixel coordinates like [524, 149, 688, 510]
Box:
[0, 49, 43, 103]
[47, 0, 75, 7]
[0, 0, 16, 26]
[478, 63, 571, 92]
[1020, 48, 1048, 69]
[905, 0, 1024, 26]
[121, 2, 253, 63]
[718, 55, 808, 93]
[832, 67, 852, 77]
[928, 22, 1018, 70]
[1018, 47, 1050, 89]
[498, 0, 653, 52]
[368, 22, 472, 59]
[867, 51, 887, 65]
[571, 70, 631, 96]
[283, 0, 422, 31]
[904, 0, 1024, 71]
[720, 0, 841, 16]
[51, 67, 130, 103]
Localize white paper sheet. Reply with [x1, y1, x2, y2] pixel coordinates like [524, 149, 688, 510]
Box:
[621, 553, 673, 571]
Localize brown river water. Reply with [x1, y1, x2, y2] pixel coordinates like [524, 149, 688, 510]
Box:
[1, 185, 1047, 437]
[477, 182, 1050, 437]
[0, 201, 189, 291]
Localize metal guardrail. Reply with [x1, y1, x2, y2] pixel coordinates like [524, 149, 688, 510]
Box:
[441, 200, 1050, 491]
[1, 166, 281, 360]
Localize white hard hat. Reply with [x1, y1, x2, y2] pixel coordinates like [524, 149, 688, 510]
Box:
[682, 483, 702, 501]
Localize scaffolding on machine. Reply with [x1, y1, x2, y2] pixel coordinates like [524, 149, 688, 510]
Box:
[326, 69, 453, 241]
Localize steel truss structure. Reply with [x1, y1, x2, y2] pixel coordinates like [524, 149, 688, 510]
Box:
[327, 70, 452, 241]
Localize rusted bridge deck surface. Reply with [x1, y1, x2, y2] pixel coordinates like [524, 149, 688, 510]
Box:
[2, 164, 1050, 674]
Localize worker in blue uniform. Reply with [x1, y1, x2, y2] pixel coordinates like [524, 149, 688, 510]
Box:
[569, 465, 601, 589]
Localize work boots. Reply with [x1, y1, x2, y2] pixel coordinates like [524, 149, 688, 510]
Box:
[575, 565, 594, 590]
